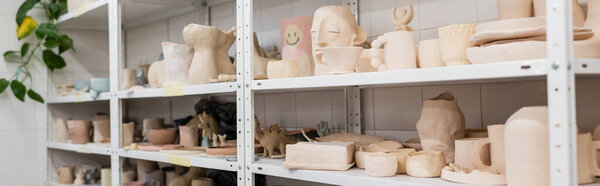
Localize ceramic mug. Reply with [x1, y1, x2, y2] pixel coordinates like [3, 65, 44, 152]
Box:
[454, 138, 491, 170]
[472, 124, 505, 173]
[371, 31, 417, 71]
[418, 39, 445, 68]
[321, 47, 363, 74]
[577, 133, 600, 184]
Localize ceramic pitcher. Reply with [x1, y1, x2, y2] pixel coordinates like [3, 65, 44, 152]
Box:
[472, 124, 505, 173]
[371, 31, 417, 71]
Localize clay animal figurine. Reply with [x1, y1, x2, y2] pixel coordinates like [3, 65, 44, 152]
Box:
[186, 112, 220, 143]
[281, 16, 314, 76]
[254, 118, 298, 158]
[253, 33, 270, 77]
[316, 121, 331, 137]
[183, 24, 236, 84]
[168, 167, 207, 186]
[211, 133, 219, 147]
[218, 134, 227, 146]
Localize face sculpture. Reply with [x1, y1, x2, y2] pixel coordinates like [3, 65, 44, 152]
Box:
[311, 6, 367, 75]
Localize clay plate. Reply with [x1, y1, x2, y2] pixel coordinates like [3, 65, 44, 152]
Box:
[138, 144, 182, 151]
[440, 169, 506, 185]
[206, 144, 263, 156]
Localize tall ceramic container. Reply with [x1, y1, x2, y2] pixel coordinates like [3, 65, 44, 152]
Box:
[122, 122, 134, 146]
[505, 106, 549, 186]
[438, 24, 475, 66]
[281, 16, 314, 77]
[371, 31, 417, 70]
[162, 42, 193, 87]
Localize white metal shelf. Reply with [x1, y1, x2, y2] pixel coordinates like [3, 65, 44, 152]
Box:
[47, 181, 100, 186]
[252, 59, 548, 91]
[118, 149, 239, 172]
[117, 82, 237, 99]
[47, 142, 112, 155]
[574, 58, 600, 75]
[47, 92, 111, 104]
[251, 158, 472, 186]
[56, 0, 109, 30]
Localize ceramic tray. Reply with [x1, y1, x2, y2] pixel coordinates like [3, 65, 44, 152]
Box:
[440, 169, 506, 185]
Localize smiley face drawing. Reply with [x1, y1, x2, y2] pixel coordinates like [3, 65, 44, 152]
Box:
[284, 24, 303, 48]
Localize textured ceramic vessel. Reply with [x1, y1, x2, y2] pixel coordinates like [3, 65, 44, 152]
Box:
[162, 42, 193, 87]
[123, 122, 134, 146]
[57, 166, 75, 184]
[386, 148, 416, 174]
[416, 92, 466, 163]
[179, 125, 198, 147]
[472, 124, 505, 173]
[93, 120, 110, 143]
[505, 106, 548, 186]
[454, 138, 490, 170]
[321, 47, 363, 74]
[406, 151, 446, 178]
[281, 16, 314, 77]
[497, 0, 533, 20]
[137, 160, 157, 181]
[149, 129, 177, 145]
[438, 24, 476, 66]
[55, 118, 70, 142]
[148, 61, 165, 88]
[371, 31, 417, 71]
[67, 120, 92, 144]
[121, 68, 137, 90]
[267, 60, 299, 79]
[90, 78, 110, 92]
[144, 170, 165, 186]
[418, 39, 445, 68]
[101, 168, 111, 186]
[191, 178, 215, 186]
[183, 24, 236, 84]
[143, 118, 164, 140]
[365, 153, 398, 177]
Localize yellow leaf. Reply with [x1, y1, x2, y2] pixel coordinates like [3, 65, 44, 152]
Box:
[17, 16, 37, 39]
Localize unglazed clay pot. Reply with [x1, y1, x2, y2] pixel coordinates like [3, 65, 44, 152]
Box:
[183, 24, 235, 84]
[191, 178, 214, 186]
[454, 138, 490, 170]
[179, 125, 198, 147]
[358, 49, 381, 72]
[505, 106, 548, 186]
[365, 153, 398, 177]
[121, 68, 137, 90]
[93, 120, 110, 143]
[55, 118, 70, 142]
[417, 39, 445, 68]
[137, 160, 157, 181]
[57, 166, 75, 184]
[406, 151, 446, 178]
[149, 129, 177, 145]
[267, 60, 299, 79]
[101, 168, 111, 186]
[144, 170, 165, 186]
[416, 92, 465, 163]
[321, 47, 363, 74]
[311, 6, 367, 76]
[472, 124, 505, 173]
[355, 141, 403, 169]
[576, 133, 600, 184]
[148, 61, 165, 88]
[143, 118, 164, 141]
[67, 120, 92, 144]
[162, 42, 193, 87]
[281, 16, 314, 77]
[386, 148, 416, 174]
[371, 31, 417, 71]
[438, 24, 476, 66]
[497, 0, 533, 20]
[122, 122, 134, 146]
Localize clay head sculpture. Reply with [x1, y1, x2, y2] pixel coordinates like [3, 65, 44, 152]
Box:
[311, 6, 367, 75]
[183, 24, 236, 84]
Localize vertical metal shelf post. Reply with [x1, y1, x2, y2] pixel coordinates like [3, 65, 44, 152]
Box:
[236, 0, 248, 185]
[243, 0, 255, 185]
[546, 0, 578, 185]
[108, 0, 123, 185]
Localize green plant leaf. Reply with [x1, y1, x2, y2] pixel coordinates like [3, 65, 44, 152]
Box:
[20, 43, 30, 57]
[10, 80, 26, 102]
[58, 0, 67, 15]
[42, 49, 66, 70]
[58, 35, 74, 53]
[17, 16, 37, 40]
[35, 23, 60, 39]
[44, 37, 60, 48]
[3, 51, 23, 63]
[27, 89, 44, 103]
[16, 0, 40, 26]
[0, 78, 9, 94]
[47, 3, 61, 20]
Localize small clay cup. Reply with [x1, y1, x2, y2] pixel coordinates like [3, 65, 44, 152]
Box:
[149, 129, 177, 145]
[123, 122, 135, 146]
[418, 39, 445, 68]
[121, 68, 137, 90]
[67, 120, 92, 144]
[365, 153, 398, 177]
[142, 118, 164, 139]
[406, 151, 446, 178]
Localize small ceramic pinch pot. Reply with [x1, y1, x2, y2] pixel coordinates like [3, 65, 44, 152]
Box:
[149, 129, 177, 145]
[321, 47, 363, 74]
[371, 31, 417, 71]
[267, 60, 300, 79]
[497, 0, 533, 20]
[67, 120, 92, 144]
[365, 153, 398, 177]
[438, 24, 476, 66]
[417, 39, 445, 68]
[57, 166, 75, 184]
[120, 68, 137, 90]
[93, 120, 111, 143]
[191, 178, 215, 186]
[406, 151, 446, 178]
[386, 148, 417, 174]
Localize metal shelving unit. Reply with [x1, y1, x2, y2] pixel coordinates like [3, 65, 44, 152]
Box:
[42, 0, 600, 185]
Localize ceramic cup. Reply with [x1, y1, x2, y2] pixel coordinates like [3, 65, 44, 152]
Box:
[57, 166, 75, 184]
[55, 118, 70, 142]
[67, 120, 92, 144]
[321, 47, 363, 74]
[417, 39, 445, 68]
[365, 153, 398, 177]
[472, 124, 505, 173]
[372, 31, 417, 70]
[386, 148, 416, 174]
[192, 178, 215, 186]
[405, 151, 446, 178]
[149, 129, 177, 145]
[454, 138, 491, 170]
[179, 125, 199, 147]
[90, 77, 110, 92]
[93, 120, 111, 143]
[577, 133, 600, 184]
[120, 69, 137, 90]
[438, 24, 475, 66]
[122, 122, 134, 146]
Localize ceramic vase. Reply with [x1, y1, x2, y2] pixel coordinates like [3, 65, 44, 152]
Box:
[191, 178, 215, 186]
[365, 153, 398, 177]
[123, 122, 134, 146]
[371, 31, 417, 71]
[505, 106, 548, 186]
[56, 118, 70, 142]
[358, 49, 381, 72]
[93, 120, 111, 143]
[179, 125, 198, 147]
[472, 124, 506, 173]
[143, 118, 164, 141]
[497, 0, 533, 20]
[101, 168, 111, 186]
[281, 16, 314, 77]
[162, 42, 193, 87]
[137, 160, 157, 181]
[267, 60, 299, 79]
[405, 151, 446, 178]
[438, 24, 476, 66]
[577, 133, 600, 184]
[454, 138, 491, 170]
[149, 129, 177, 145]
[416, 92, 466, 163]
[121, 69, 137, 90]
[533, 0, 585, 26]
[183, 24, 236, 84]
[144, 170, 165, 186]
[417, 39, 445, 68]
[90, 78, 110, 92]
[148, 61, 165, 88]
[57, 166, 75, 184]
[67, 120, 92, 144]
[386, 148, 416, 174]
[321, 47, 363, 74]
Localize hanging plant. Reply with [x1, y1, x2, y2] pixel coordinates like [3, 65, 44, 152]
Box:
[0, 0, 74, 103]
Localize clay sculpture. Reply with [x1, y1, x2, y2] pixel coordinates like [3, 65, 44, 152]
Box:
[191, 178, 214, 186]
[418, 39, 445, 68]
[284, 142, 355, 170]
[266, 60, 299, 79]
[453, 138, 490, 170]
[253, 33, 270, 77]
[185, 112, 219, 144]
[56, 118, 70, 142]
[67, 120, 92, 144]
[143, 118, 165, 141]
[497, 0, 532, 19]
[416, 92, 465, 163]
[168, 167, 207, 186]
[162, 42, 193, 87]
[438, 24, 476, 66]
[471, 124, 506, 174]
[505, 106, 548, 186]
[405, 151, 446, 177]
[57, 166, 75, 184]
[386, 148, 417, 174]
[123, 122, 134, 146]
[355, 141, 403, 168]
[281, 16, 314, 76]
[371, 4, 417, 71]
[365, 153, 398, 177]
[179, 124, 198, 147]
[255, 119, 297, 158]
[121, 68, 137, 90]
[183, 24, 235, 84]
[321, 47, 363, 74]
[92, 120, 111, 143]
[149, 129, 177, 145]
[315, 132, 384, 147]
[311, 6, 367, 75]
[148, 61, 165, 88]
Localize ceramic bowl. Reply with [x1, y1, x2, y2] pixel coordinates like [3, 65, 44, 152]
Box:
[90, 77, 110, 92]
[74, 80, 90, 91]
[321, 47, 363, 74]
[148, 129, 177, 145]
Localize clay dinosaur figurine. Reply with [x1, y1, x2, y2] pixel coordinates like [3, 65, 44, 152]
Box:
[392, 4, 414, 31]
[186, 112, 220, 141]
[168, 167, 207, 186]
[254, 117, 297, 158]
